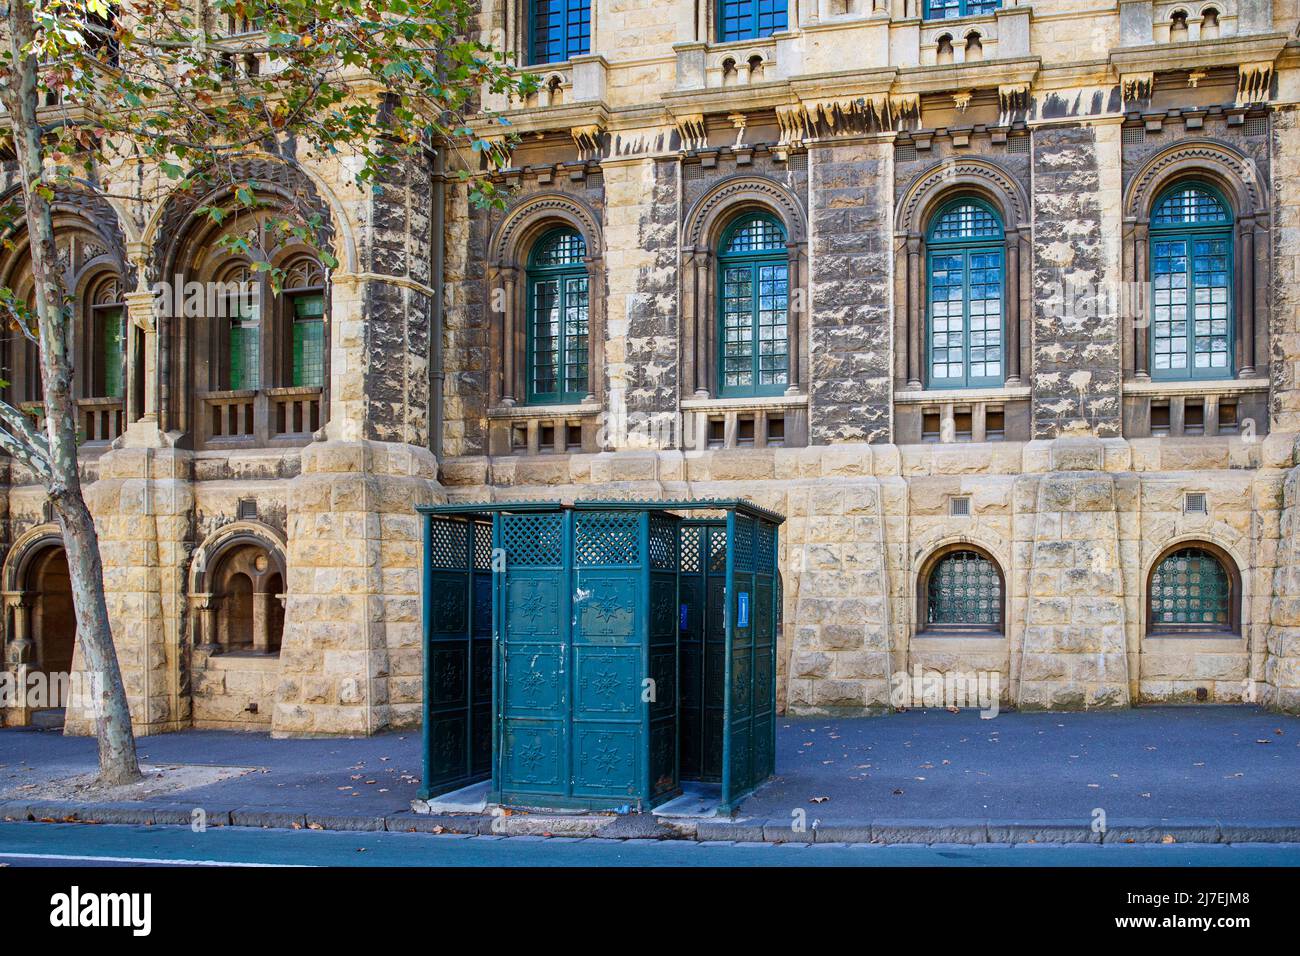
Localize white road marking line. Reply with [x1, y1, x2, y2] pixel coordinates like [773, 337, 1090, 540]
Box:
[0, 851, 303, 867]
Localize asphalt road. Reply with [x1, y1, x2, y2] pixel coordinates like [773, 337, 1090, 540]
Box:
[0, 822, 1298, 867]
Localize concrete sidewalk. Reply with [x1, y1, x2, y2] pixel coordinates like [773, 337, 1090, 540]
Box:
[2, 706, 1298, 845]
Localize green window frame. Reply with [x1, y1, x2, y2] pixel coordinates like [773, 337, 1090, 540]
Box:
[717, 213, 790, 398]
[290, 292, 325, 388]
[98, 305, 125, 399]
[1148, 545, 1237, 635]
[923, 548, 1003, 632]
[526, 228, 589, 404]
[228, 292, 260, 391]
[1148, 183, 1234, 381]
[926, 197, 1005, 389]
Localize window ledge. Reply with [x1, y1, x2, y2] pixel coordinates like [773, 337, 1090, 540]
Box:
[202, 651, 281, 669]
[1143, 632, 1241, 646]
[681, 392, 809, 412]
[894, 385, 1030, 404]
[1122, 377, 1268, 397]
[265, 385, 323, 398]
[913, 629, 1005, 640]
[488, 401, 600, 420]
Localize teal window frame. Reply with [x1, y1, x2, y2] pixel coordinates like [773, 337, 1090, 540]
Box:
[290, 292, 325, 388]
[923, 0, 1000, 19]
[925, 196, 1006, 390]
[525, 228, 589, 405]
[528, 0, 591, 66]
[1148, 182, 1234, 382]
[716, 213, 790, 398]
[921, 546, 1004, 634]
[717, 0, 788, 42]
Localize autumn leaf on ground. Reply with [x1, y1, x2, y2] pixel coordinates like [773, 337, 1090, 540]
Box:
[810, 796, 829, 803]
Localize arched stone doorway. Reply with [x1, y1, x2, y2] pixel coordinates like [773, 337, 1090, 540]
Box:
[3, 537, 78, 725]
[30, 546, 76, 679]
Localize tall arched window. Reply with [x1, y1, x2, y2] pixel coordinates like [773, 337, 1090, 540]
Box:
[1147, 544, 1239, 636]
[1149, 183, 1233, 380]
[718, 0, 787, 42]
[529, 0, 590, 65]
[526, 228, 589, 404]
[283, 256, 326, 388]
[920, 546, 1004, 635]
[717, 214, 789, 398]
[87, 274, 125, 399]
[927, 198, 1004, 389]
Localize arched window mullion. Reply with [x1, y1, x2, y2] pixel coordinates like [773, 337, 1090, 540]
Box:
[1148, 183, 1234, 382]
[716, 213, 789, 398]
[925, 197, 1005, 390]
[526, 228, 589, 405]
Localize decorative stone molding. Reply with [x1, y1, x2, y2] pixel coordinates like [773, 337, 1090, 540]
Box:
[676, 113, 708, 151]
[1237, 60, 1273, 104]
[1122, 71, 1154, 101]
[570, 123, 604, 159]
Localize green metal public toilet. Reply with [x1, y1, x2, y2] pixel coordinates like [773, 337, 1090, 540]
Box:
[417, 499, 782, 813]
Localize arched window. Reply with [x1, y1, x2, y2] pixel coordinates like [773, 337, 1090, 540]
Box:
[1149, 183, 1233, 380]
[926, 198, 1005, 389]
[86, 274, 125, 399]
[920, 546, 1004, 634]
[216, 262, 260, 391]
[717, 214, 789, 397]
[526, 228, 589, 404]
[1147, 544, 1239, 636]
[718, 0, 787, 42]
[529, 0, 590, 65]
[283, 256, 326, 388]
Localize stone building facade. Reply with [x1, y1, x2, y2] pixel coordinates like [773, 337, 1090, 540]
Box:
[5, 0, 1300, 737]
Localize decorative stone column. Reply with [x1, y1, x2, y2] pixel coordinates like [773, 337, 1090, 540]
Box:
[3, 591, 34, 665]
[192, 593, 220, 655]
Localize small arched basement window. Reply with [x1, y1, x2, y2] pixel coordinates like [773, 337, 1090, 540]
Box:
[920, 546, 1004, 634]
[1147, 544, 1239, 635]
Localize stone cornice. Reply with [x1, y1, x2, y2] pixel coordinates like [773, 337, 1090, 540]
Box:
[1108, 32, 1290, 77]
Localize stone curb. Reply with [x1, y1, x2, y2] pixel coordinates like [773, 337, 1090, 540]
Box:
[2, 800, 1299, 846]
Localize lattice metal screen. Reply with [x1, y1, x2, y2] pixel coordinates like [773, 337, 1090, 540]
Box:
[926, 550, 1001, 627]
[430, 518, 470, 569]
[680, 526, 702, 573]
[648, 514, 677, 570]
[574, 511, 640, 566]
[1151, 547, 1231, 627]
[502, 513, 564, 567]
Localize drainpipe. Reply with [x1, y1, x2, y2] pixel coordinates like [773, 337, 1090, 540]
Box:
[430, 148, 446, 462]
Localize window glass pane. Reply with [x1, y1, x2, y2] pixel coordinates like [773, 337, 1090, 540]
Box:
[563, 275, 589, 396]
[929, 201, 1002, 241]
[530, 278, 561, 398]
[1150, 547, 1231, 628]
[927, 551, 1001, 626]
[99, 306, 125, 399]
[722, 216, 786, 254]
[531, 0, 590, 63]
[722, 264, 754, 389]
[756, 263, 789, 387]
[532, 229, 586, 266]
[925, 0, 1001, 17]
[229, 298, 259, 390]
[719, 0, 787, 41]
[1152, 186, 1230, 226]
[292, 293, 325, 388]
[1192, 237, 1231, 371]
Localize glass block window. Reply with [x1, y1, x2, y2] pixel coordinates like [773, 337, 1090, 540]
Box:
[291, 293, 325, 388]
[527, 228, 589, 404]
[924, 0, 1001, 19]
[530, 0, 590, 65]
[718, 0, 787, 42]
[926, 550, 1002, 629]
[1149, 547, 1234, 632]
[97, 305, 125, 399]
[1149, 184, 1233, 380]
[926, 199, 1004, 388]
[717, 214, 789, 397]
[228, 296, 260, 390]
